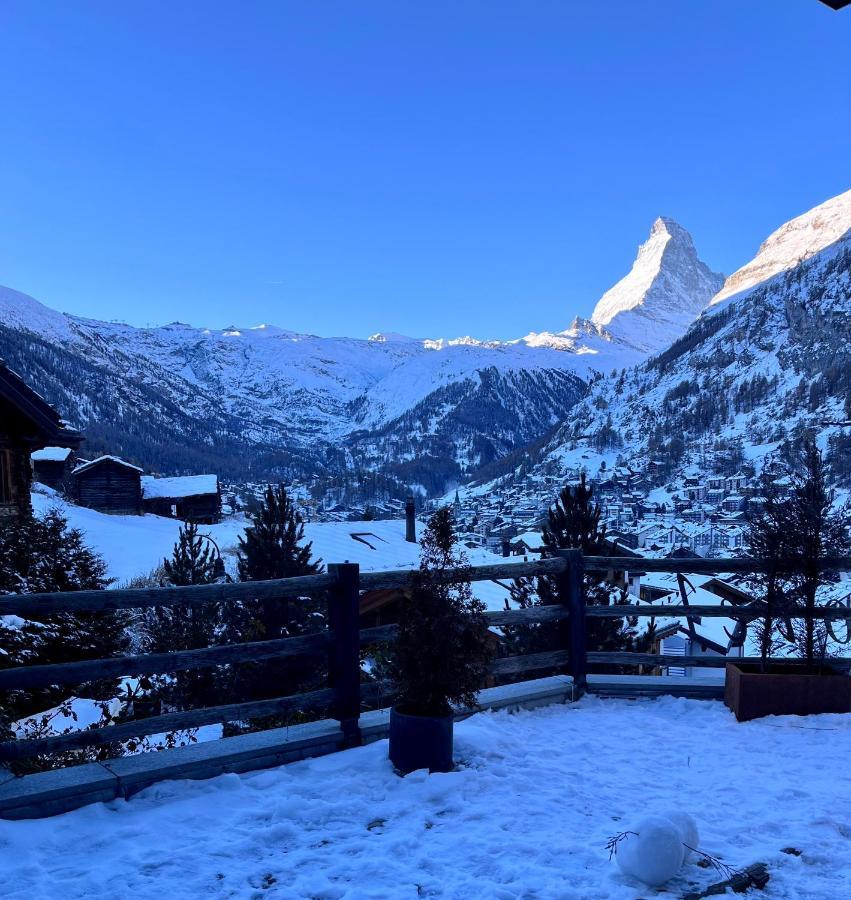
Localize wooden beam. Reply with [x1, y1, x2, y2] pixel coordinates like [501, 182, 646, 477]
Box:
[584, 604, 851, 620]
[0, 631, 332, 691]
[489, 649, 569, 675]
[0, 573, 337, 617]
[485, 606, 571, 626]
[559, 549, 587, 695]
[583, 556, 851, 574]
[327, 563, 361, 747]
[0, 555, 848, 617]
[358, 556, 566, 592]
[586, 652, 851, 670]
[0, 679, 398, 763]
[0, 688, 337, 762]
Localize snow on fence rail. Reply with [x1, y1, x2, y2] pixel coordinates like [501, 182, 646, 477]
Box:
[1, 552, 850, 765]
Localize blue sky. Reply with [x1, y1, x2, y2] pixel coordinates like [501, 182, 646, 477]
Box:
[0, 1, 849, 340]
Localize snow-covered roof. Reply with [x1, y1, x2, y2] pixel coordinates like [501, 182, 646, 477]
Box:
[31, 446, 73, 462]
[301, 518, 518, 611]
[141, 474, 219, 499]
[514, 530, 545, 550]
[73, 455, 143, 475]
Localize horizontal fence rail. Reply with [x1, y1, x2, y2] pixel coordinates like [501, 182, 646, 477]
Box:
[0, 681, 395, 763]
[1, 554, 848, 616]
[585, 652, 851, 671]
[1, 551, 850, 766]
[584, 604, 851, 620]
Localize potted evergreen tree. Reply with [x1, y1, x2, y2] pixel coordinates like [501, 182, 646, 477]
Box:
[725, 444, 851, 721]
[385, 508, 492, 774]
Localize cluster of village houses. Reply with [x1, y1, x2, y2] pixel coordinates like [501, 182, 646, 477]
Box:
[442, 461, 784, 561]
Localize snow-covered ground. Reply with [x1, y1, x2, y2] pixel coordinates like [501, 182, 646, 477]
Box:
[1, 696, 848, 899]
[31, 490, 247, 586]
[30, 488, 515, 609]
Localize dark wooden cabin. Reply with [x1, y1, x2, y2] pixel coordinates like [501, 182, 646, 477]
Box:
[73, 455, 143, 515]
[141, 474, 221, 524]
[0, 360, 83, 519]
[31, 446, 77, 491]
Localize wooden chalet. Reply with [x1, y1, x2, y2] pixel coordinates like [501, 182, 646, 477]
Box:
[141, 474, 221, 524]
[31, 446, 77, 491]
[73, 455, 143, 515]
[0, 360, 83, 519]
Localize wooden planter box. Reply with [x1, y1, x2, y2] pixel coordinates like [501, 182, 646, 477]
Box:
[725, 661, 851, 722]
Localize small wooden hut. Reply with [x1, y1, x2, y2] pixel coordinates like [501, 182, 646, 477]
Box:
[141, 474, 221, 524]
[73, 456, 143, 515]
[31, 446, 77, 491]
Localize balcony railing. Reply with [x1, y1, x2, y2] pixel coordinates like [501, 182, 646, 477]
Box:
[1, 552, 850, 767]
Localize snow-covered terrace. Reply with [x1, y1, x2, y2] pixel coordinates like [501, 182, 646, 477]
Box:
[2, 695, 848, 899]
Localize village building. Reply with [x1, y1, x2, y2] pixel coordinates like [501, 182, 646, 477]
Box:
[31, 446, 77, 491]
[0, 360, 83, 519]
[141, 474, 221, 523]
[73, 455, 143, 515]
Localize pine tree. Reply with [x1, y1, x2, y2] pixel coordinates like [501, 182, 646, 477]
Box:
[783, 444, 850, 665]
[224, 485, 324, 708]
[747, 470, 796, 670]
[163, 521, 219, 586]
[0, 509, 125, 737]
[505, 474, 647, 668]
[238, 485, 319, 583]
[144, 522, 222, 710]
[236, 484, 321, 642]
[747, 443, 850, 667]
[386, 508, 492, 716]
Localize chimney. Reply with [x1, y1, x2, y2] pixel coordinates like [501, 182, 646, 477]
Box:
[405, 495, 416, 543]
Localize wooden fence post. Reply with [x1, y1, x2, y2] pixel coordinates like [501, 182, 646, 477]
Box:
[327, 562, 362, 748]
[559, 549, 587, 698]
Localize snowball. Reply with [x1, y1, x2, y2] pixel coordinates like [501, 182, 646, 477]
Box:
[616, 815, 685, 887]
[661, 810, 699, 860]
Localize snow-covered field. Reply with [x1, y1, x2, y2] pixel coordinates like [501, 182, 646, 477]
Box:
[30, 489, 514, 610]
[31, 489, 248, 586]
[2, 696, 849, 899]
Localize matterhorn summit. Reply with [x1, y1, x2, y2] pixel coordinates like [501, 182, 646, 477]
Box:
[710, 187, 851, 307]
[589, 217, 724, 354]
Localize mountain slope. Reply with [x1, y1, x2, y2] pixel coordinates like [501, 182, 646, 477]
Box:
[528, 197, 851, 489]
[711, 188, 851, 306]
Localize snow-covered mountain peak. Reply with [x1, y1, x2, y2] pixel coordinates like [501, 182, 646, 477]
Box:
[711, 188, 851, 306]
[649, 215, 691, 241]
[588, 218, 724, 354]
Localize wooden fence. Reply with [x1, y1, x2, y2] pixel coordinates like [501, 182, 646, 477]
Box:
[1, 551, 850, 766]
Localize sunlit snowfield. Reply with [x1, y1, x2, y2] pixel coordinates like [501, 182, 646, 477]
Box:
[2, 696, 849, 899]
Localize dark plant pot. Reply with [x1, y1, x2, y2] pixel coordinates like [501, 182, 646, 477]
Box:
[389, 707, 454, 774]
[725, 662, 851, 722]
